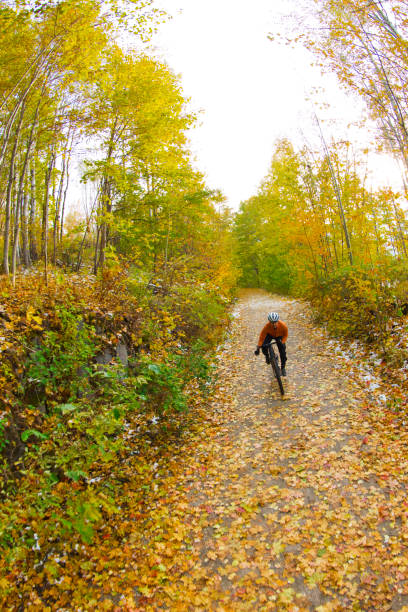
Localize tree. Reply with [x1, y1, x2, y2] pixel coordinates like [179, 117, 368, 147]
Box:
[301, 0, 408, 175]
[0, 0, 167, 277]
[234, 137, 407, 296]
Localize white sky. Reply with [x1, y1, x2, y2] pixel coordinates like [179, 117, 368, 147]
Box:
[145, 0, 404, 209]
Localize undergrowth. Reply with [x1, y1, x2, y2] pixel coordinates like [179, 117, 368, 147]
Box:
[0, 264, 232, 596]
[308, 262, 408, 356]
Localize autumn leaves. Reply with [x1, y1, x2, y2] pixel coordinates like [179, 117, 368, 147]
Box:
[0, 1, 234, 291]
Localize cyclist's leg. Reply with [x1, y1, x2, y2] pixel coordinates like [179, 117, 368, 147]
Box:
[276, 338, 287, 371]
[261, 334, 272, 363]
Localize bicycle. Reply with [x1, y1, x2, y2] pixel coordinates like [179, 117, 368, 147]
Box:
[264, 339, 285, 396]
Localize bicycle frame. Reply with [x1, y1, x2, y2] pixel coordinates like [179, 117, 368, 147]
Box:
[264, 339, 285, 396]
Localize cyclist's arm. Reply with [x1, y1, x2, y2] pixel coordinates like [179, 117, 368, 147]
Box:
[257, 323, 269, 347]
[280, 322, 288, 343]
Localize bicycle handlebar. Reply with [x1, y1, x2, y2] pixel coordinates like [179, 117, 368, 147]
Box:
[264, 338, 280, 346]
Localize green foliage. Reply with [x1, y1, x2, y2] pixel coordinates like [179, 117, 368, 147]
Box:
[24, 306, 96, 405]
[312, 266, 381, 338]
[0, 419, 7, 453]
[177, 339, 215, 394]
[258, 253, 294, 295]
[0, 347, 217, 557]
[170, 283, 230, 344]
[21, 429, 48, 442]
[134, 342, 215, 416]
[138, 358, 188, 414]
[62, 490, 117, 545]
[0, 262, 229, 577]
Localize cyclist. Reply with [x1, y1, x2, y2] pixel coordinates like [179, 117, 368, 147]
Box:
[254, 312, 288, 376]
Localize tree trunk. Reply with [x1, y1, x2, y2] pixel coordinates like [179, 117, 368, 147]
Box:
[0, 52, 52, 172]
[58, 135, 74, 244]
[29, 159, 38, 262]
[11, 187, 22, 287]
[42, 150, 56, 284]
[59, 154, 71, 243]
[77, 186, 99, 272]
[3, 102, 26, 275]
[94, 116, 118, 274]
[21, 188, 31, 268]
[52, 166, 58, 266]
[15, 98, 42, 270]
[93, 225, 101, 274]
[315, 115, 353, 266]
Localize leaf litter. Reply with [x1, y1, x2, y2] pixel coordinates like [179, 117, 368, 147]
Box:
[7, 288, 408, 610]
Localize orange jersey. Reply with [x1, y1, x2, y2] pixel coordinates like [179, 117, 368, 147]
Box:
[257, 321, 288, 346]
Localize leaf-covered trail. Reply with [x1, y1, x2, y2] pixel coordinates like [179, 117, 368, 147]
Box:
[136, 289, 408, 610]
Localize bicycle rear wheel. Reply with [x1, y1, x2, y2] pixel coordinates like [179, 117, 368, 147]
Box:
[269, 346, 284, 396]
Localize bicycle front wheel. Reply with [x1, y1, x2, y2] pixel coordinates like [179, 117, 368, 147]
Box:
[269, 346, 284, 396]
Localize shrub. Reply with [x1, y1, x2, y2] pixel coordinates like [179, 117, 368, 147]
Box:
[23, 306, 96, 408]
[311, 261, 408, 346]
[137, 357, 188, 415]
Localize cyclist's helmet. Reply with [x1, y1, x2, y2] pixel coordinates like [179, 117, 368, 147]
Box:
[268, 312, 279, 323]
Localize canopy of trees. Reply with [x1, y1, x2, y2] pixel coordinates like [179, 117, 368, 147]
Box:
[0, 0, 235, 292]
[234, 137, 408, 338]
[300, 0, 408, 171]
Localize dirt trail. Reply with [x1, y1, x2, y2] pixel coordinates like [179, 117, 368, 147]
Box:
[141, 290, 408, 611]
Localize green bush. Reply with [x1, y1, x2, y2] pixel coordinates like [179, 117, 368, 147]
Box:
[24, 306, 96, 407]
[174, 339, 215, 394]
[137, 356, 189, 415]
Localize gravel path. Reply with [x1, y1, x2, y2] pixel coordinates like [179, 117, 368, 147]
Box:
[140, 290, 408, 611]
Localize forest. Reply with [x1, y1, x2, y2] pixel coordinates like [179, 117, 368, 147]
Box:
[236, 0, 408, 344]
[2, 0, 408, 609]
